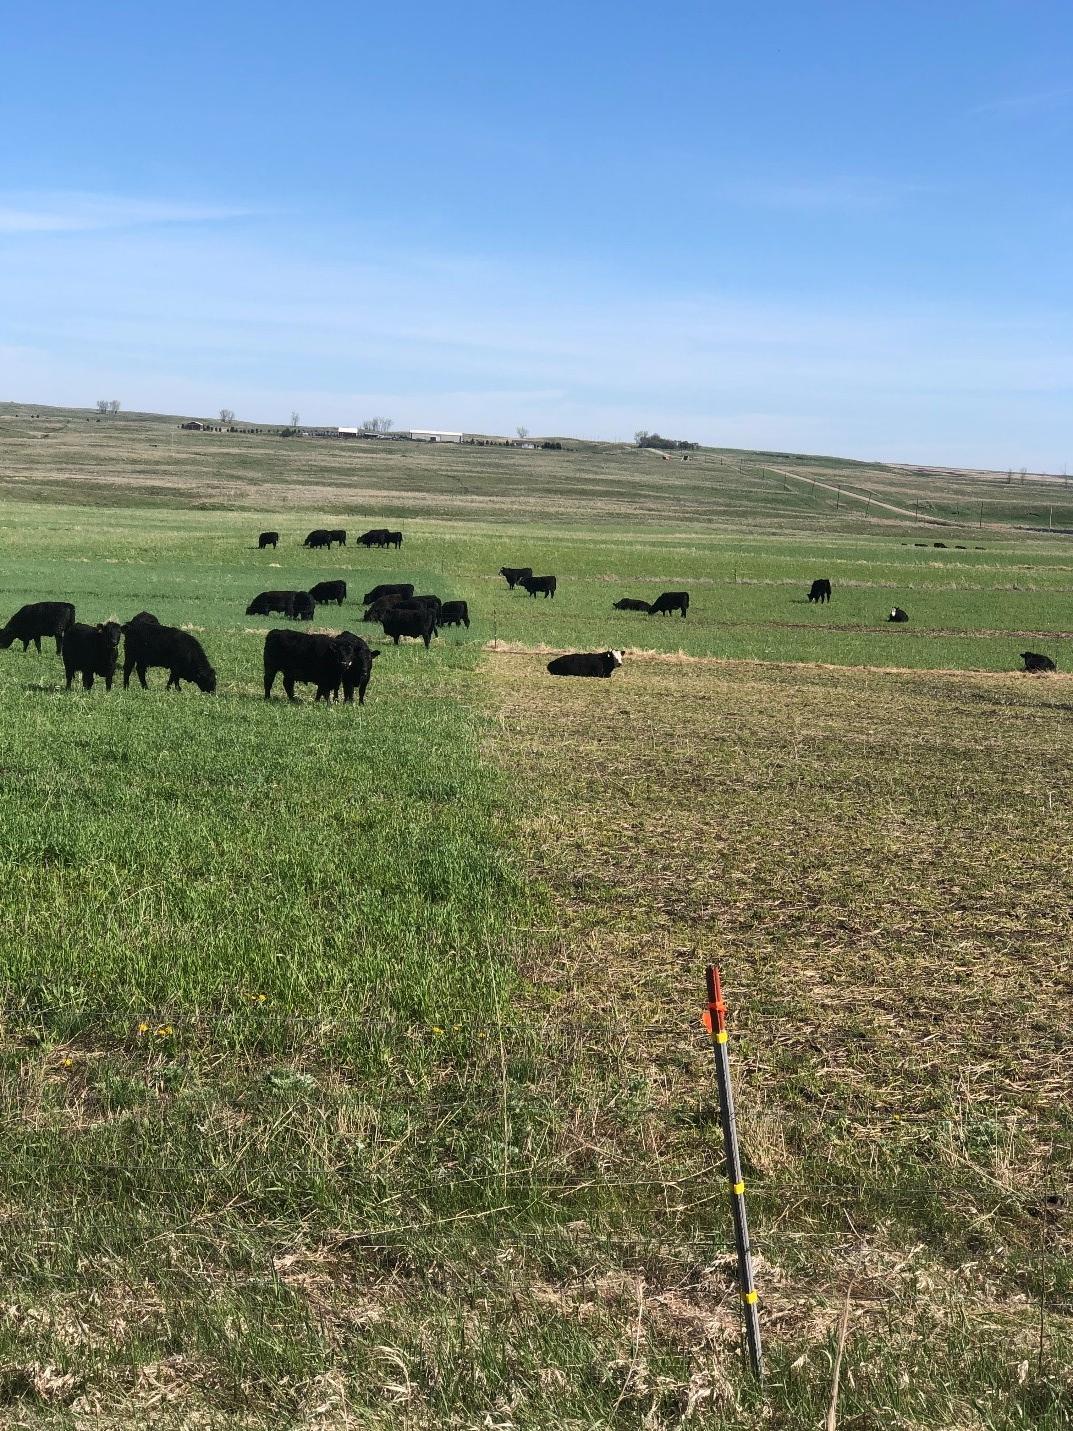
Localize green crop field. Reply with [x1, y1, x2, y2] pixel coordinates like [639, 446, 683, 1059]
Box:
[0, 406, 1070, 1428]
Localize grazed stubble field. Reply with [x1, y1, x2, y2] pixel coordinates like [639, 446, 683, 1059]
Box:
[0, 408, 1070, 1427]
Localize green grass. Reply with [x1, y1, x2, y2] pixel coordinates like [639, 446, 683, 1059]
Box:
[0, 409, 1071, 1426]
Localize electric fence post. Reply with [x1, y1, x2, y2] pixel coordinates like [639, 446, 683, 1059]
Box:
[703, 965, 763, 1383]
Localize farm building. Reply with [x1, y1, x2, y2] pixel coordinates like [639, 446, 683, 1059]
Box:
[180, 420, 204, 430]
[337, 427, 360, 437]
[409, 429, 463, 443]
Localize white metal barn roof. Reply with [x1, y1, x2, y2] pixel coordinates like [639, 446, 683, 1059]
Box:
[409, 429, 463, 442]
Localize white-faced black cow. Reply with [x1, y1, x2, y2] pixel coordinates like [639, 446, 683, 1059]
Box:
[0, 601, 76, 654]
[888, 607, 909, 623]
[61, 621, 122, 691]
[1021, 651, 1056, 673]
[808, 579, 832, 604]
[123, 625, 216, 693]
[649, 591, 689, 617]
[547, 650, 624, 678]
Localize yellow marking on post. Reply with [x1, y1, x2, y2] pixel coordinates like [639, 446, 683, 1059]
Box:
[715, 1030, 728, 1044]
[743, 1290, 759, 1305]
[732, 1180, 745, 1195]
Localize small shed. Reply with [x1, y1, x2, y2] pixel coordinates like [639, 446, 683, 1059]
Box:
[180, 420, 204, 430]
[409, 429, 463, 443]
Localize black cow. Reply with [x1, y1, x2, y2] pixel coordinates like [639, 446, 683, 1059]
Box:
[386, 531, 403, 549]
[123, 624, 216, 693]
[334, 631, 380, 705]
[124, 611, 160, 630]
[1021, 651, 1056, 673]
[807, 579, 832, 604]
[61, 621, 122, 691]
[439, 601, 470, 629]
[359, 528, 391, 548]
[547, 650, 624, 678]
[303, 529, 332, 549]
[327, 529, 347, 547]
[411, 594, 442, 615]
[499, 566, 533, 589]
[0, 601, 76, 654]
[309, 580, 347, 607]
[246, 590, 313, 619]
[381, 608, 438, 648]
[258, 531, 279, 550]
[363, 596, 404, 622]
[520, 575, 556, 599]
[888, 607, 909, 623]
[649, 591, 689, 618]
[363, 583, 414, 604]
[263, 628, 362, 701]
[613, 598, 651, 612]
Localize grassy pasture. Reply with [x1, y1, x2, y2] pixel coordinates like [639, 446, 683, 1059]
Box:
[0, 409, 1071, 1427]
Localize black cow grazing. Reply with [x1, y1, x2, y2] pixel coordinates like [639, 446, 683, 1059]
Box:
[649, 591, 689, 618]
[327, 529, 347, 547]
[363, 582, 414, 605]
[888, 607, 910, 623]
[520, 575, 557, 599]
[258, 531, 279, 550]
[439, 601, 470, 629]
[359, 528, 391, 548]
[309, 580, 347, 607]
[807, 579, 832, 604]
[547, 650, 624, 678]
[1021, 651, 1056, 673]
[387, 531, 403, 549]
[381, 607, 438, 648]
[61, 621, 122, 691]
[933, 542, 947, 549]
[123, 624, 216, 693]
[245, 590, 315, 620]
[499, 566, 533, 589]
[303, 529, 332, 549]
[264, 628, 362, 701]
[0, 602, 76, 654]
[363, 595, 405, 622]
[334, 631, 380, 705]
[613, 598, 652, 612]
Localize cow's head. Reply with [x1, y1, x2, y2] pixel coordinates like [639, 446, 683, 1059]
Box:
[197, 667, 218, 694]
[608, 650, 624, 667]
[99, 621, 122, 649]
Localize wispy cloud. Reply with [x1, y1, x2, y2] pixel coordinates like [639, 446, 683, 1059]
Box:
[969, 87, 1072, 117]
[0, 191, 253, 234]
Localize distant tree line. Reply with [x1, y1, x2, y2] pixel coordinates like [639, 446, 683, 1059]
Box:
[634, 430, 698, 451]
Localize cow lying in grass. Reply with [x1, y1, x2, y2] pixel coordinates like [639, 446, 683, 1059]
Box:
[1021, 651, 1056, 673]
[547, 650, 624, 678]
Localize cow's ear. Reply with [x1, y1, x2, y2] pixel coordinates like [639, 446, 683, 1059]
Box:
[370, 650, 380, 659]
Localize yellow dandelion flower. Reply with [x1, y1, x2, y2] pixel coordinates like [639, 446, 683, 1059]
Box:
[62, 1057, 74, 1068]
[431, 1026, 445, 1037]
[137, 1022, 150, 1035]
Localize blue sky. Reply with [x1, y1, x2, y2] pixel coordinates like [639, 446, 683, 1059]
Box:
[2, 1, 1071, 467]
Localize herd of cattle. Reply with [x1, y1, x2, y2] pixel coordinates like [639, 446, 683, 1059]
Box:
[0, 544, 1059, 698]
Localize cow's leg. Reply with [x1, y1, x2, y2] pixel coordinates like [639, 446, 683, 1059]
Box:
[137, 664, 149, 689]
[83, 672, 94, 691]
[264, 668, 276, 699]
[55, 634, 65, 654]
[33, 636, 42, 653]
[105, 669, 114, 691]
[392, 634, 400, 644]
[284, 675, 298, 702]
[64, 668, 74, 691]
